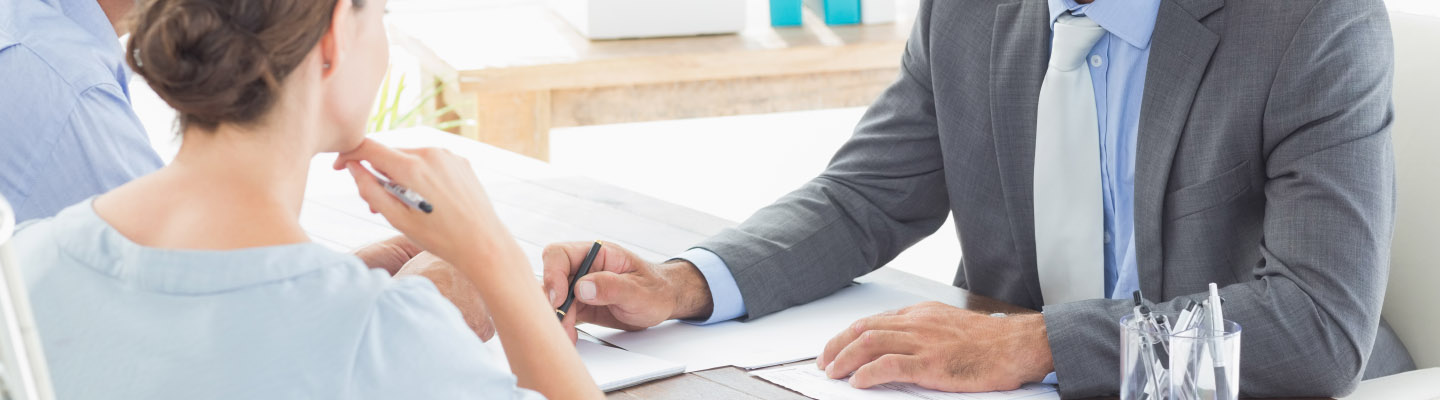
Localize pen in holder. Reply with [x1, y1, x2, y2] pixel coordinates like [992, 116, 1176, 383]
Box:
[1120, 313, 1242, 400]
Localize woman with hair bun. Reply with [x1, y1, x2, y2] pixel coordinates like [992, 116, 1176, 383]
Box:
[9, 0, 601, 398]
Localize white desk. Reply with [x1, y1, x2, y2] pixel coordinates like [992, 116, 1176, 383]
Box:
[297, 128, 1034, 399]
[300, 128, 736, 271]
[297, 128, 1426, 399]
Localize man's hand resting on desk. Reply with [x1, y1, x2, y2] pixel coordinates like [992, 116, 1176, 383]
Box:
[541, 242, 714, 343]
[817, 302, 1053, 392]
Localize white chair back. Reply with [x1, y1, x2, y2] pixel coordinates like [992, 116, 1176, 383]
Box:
[1382, 10, 1440, 369]
[0, 196, 55, 400]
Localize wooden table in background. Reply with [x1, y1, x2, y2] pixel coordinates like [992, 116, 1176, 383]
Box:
[385, 0, 911, 160]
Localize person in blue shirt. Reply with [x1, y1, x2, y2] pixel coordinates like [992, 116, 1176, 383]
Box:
[0, 0, 494, 336]
[11, 0, 600, 398]
[0, 0, 162, 223]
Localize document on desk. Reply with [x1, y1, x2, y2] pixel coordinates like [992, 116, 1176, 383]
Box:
[485, 335, 685, 392]
[752, 365, 1059, 400]
[582, 283, 932, 372]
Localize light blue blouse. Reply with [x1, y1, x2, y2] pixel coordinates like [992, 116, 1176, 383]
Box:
[12, 200, 544, 400]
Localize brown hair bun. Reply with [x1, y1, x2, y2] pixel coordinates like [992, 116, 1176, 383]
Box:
[127, 0, 354, 132]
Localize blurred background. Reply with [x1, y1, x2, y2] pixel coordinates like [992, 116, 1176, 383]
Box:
[130, 0, 1440, 286]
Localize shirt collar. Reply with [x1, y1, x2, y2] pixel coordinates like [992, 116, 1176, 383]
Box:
[50, 0, 133, 95]
[53, 0, 121, 53]
[1047, 0, 1161, 49]
[54, 199, 359, 295]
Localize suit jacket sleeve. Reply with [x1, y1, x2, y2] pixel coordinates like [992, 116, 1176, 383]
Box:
[693, 0, 950, 320]
[1042, 1, 1396, 397]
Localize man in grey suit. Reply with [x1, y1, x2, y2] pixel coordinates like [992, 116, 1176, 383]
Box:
[540, 0, 1415, 396]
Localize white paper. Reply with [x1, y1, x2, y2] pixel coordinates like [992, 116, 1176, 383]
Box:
[582, 283, 930, 372]
[575, 339, 686, 391]
[484, 335, 685, 392]
[752, 365, 1059, 400]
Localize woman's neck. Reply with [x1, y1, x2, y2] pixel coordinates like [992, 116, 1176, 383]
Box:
[94, 119, 324, 250]
[169, 125, 317, 216]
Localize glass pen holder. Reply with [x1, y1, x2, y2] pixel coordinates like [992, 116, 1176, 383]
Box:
[1121, 313, 1241, 400]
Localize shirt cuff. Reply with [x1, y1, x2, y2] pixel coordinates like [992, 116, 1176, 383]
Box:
[673, 248, 747, 325]
[1042, 371, 1058, 385]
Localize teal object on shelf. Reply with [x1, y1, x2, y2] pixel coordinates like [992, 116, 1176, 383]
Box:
[770, 0, 803, 27]
[804, 0, 860, 25]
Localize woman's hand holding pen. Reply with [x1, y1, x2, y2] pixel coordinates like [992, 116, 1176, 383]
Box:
[335, 138, 602, 400]
[333, 138, 508, 265]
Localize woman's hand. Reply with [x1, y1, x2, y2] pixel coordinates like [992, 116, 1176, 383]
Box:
[333, 139, 509, 267]
[353, 235, 423, 276]
[396, 251, 495, 341]
[334, 138, 601, 399]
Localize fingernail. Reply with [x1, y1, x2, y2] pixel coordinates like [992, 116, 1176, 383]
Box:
[825, 362, 835, 377]
[549, 289, 557, 305]
[576, 281, 596, 301]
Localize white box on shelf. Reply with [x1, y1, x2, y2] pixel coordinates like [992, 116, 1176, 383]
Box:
[548, 0, 747, 40]
[861, 0, 896, 24]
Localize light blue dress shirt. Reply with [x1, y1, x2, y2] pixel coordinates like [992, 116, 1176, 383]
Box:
[12, 201, 545, 399]
[0, 0, 163, 223]
[679, 0, 1159, 330]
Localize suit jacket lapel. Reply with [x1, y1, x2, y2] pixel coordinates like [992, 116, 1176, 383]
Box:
[990, 0, 1050, 306]
[1134, 0, 1222, 301]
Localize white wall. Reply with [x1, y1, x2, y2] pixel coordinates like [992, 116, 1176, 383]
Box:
[1386, 0, 1440, 17]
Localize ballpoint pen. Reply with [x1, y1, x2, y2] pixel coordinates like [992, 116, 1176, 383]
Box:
[556, 241, 603, 320]
[360, 162, 433, 213]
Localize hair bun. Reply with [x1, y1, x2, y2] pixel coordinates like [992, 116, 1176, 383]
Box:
[126, 0, 341, 132]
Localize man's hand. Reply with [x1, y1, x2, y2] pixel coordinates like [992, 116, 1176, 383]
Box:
[540, 242, 714, 343]
[396, 252, 495, 341]
[353, 235, 423, 276]
[817, 302, 1053, 392]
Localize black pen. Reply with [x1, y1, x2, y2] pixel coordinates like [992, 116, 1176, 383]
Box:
[556, 241, 603, 321]
[361, 162, 433, 213]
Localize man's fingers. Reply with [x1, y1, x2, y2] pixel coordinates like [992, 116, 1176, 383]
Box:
[541, 243, 586, 307]
[819, 321, 863, 370]
[560, 303, 580, 344]
[824, 330, 916, 380]
[576, 303, 651, 332]
[849, 354, 923, 389]
[573, 271, 640, 307]
[820, 312, 907, 368]
[852, 313, 914, 335]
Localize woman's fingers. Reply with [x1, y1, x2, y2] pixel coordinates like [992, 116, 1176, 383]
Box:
[334, 139, 418, 185]
[346, 162, 409, 218]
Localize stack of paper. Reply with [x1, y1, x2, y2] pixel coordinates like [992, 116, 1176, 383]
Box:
[575, 340, 686, 392]
[583, 283, 931, 372]
[485, 335, 685, 392]
[752, 365, 1059, 400]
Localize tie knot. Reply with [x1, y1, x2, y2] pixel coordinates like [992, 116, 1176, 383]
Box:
[1050, 14, 1106, 71]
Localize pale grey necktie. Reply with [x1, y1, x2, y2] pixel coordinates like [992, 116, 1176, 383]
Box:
[1033, 14, 1107, 305]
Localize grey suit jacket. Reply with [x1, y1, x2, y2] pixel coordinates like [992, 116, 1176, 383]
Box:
[694, 0, 1414, 397]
